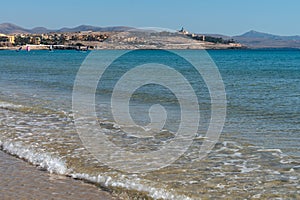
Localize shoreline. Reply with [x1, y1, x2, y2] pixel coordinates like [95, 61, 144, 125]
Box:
[0, 150, 119, 200]
[2, 45, 300, 51]
[0, 42, 245, 51]
[0, 46, 243, 50]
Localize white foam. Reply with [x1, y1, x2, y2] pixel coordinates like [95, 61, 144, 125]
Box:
[71, 173, 193, 200]
[233, 152, 242, 157]
[0, 101, 23, 109]
[0, 140, 193, 200]
[257, 148, 282, 153]
[252, 194, 262, 199]
[280, 159, 292, 164]
[237, 161, 260, 173]
[0, 140, 68, 174]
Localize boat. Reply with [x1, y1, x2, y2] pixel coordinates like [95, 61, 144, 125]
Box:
[16, 47, 22, 52]
[76, 46, 89, 51]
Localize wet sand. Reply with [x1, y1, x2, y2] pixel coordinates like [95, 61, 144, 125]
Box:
[0, 150, 119, 200]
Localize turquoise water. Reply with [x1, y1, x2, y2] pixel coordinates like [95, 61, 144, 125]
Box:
[0, 49, 299, 199]
[211, 50, 299, 155]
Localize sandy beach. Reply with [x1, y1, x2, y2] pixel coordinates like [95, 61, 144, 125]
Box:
[0, 150, 119, 200]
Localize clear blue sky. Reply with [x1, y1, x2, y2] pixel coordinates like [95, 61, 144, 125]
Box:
[1, 0, 299, 36]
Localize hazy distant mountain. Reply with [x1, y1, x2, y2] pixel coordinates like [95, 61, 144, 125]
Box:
[238, 30, 279, 39]
[0, 23, 133, 34]
[233, 30, 300, 48]
[31, 27, 55, 34]
[58, 25, 133, 32]
[0, 23, 29, 34]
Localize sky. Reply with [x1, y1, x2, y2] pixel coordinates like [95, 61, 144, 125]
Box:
[1, 0, 300, 36]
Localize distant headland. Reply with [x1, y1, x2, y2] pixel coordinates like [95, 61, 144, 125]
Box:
[1, 23, 300, 50]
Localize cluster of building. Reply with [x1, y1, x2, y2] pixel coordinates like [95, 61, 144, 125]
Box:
[0, 33, 15, 46]
[178, 27, 241, 47]
[0, 31, 110, 47]
[179, 27, 205, 40]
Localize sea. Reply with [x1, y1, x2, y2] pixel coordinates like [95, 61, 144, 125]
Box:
[0, 49, 299, 199]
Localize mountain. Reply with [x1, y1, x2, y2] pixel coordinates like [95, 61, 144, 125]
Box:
[0, 23, 29, 34]
[31, 27, 55, 34]
[233, 30, 300, 48]
[238, 30, 279, 39]
[0, 23, 133, 34]
[58, 25, 132, 33]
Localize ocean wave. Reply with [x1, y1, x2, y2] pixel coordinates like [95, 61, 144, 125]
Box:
[0, 140, 68, 174]
[71, 173, 192, 200]
[0, 139, 192, 200]
[0, 101, 24, 110]
[0, 100, 72, 119]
